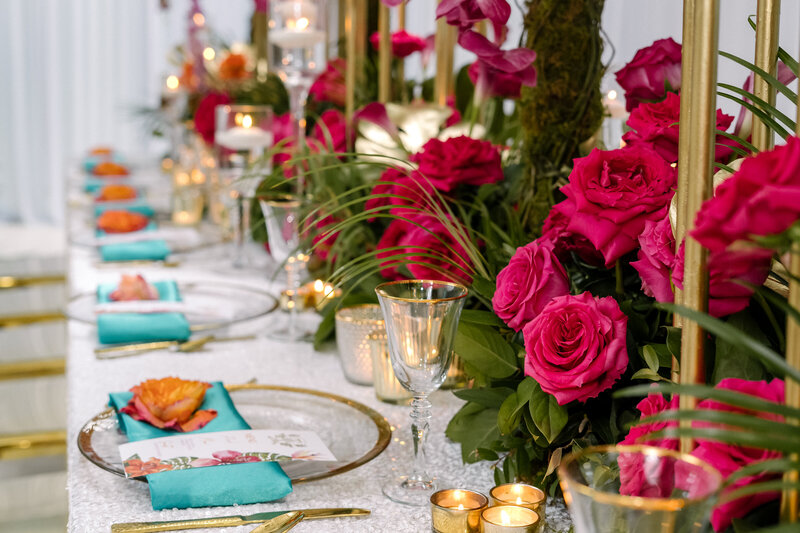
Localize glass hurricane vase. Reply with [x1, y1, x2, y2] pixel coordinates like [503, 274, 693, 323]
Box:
[375, 280, 468, 506]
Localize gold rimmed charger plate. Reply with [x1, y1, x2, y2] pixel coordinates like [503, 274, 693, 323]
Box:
[77, 384, 392, 483]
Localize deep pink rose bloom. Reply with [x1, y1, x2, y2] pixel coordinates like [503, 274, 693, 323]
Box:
[310, 215, 340, 263]
[310, 109, 351, 154]
[376, 215, 473, 283]
[622, 393, 680, 449]
[194, 92, 232, 145]
[369, 29, 428, 58]
[615, 37, 682, 112]
[458, 31, 536, 94]
[692, 136, 800, 253]
[411, 136, 503, 192]
[308, 58, 346, 107]
[630, 216, 676, 302]
[692, 378, 784, 532]
[492, 239, 570, 332]
[622, 92, 735, 164]
[523, 292, 628, 405]
[365, 168, 438, 222]
[436, 0, 511, 45]
[560, 146, 677, 267]
[672, 244, 772, 317]
[541, 200, 604, 265]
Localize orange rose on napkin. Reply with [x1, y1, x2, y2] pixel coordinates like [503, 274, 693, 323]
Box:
[93, 161, 130, 176]
[120, 377, 218, 432]
[97, 184, 137, 202]
[97, 210, 149, 233]
[109, 274, 160, 301]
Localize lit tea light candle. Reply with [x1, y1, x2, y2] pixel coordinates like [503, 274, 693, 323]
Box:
[490, 483, 546, 518]
[603, 89, 628, 120]
[216, 113, 274, 151]
[481, 505, 540, 533]
[165, 74, 181, 93]
[271, 0, 325, 49]
[430, 489, 488, 533]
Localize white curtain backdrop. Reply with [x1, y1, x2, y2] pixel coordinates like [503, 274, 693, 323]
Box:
[0, 0, 797, 225]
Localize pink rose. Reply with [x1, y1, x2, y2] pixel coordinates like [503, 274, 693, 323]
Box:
[692, 378, 784, 532]
[310, 109, 351, 155]
[560, 146, 677, 267]
[369, 29, 428, 58]
[308, 58, 346, 107]
[523, 292, 628, 405]
[630, 216, 676, 302]
[692, 136, 800, 253]
[541, 201, 604, 265]
[672, 244, 772, 317]
[615, 37, 682, 112]
[492, 239, 570, 331]
[622, 92, 735, 164]
[621, 393, 680, 449]
[411, 136, 503, 192]
[364, 168, 438, 222]
[194, 92, 232, 145]
[376, 215, 473, 284]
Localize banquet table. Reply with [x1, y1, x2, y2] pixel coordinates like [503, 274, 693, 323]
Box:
[64, 200, 571, 532]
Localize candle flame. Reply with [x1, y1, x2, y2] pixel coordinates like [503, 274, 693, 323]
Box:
[166, 75, 180, 90]
[500, 509, 511, 526]
[202, 47, 215, 61]
[457, 504, 464, 511]
[516, 496, 523, 505]
[242, 114, 253, 129]
[288, 16, 310, 30]
[608, 89, 617, 100]
[313, 279, 324, 292]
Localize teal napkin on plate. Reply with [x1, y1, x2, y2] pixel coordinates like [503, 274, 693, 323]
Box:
[96, 280, 189, 344]
[94, 200, 155, 218]
[84, 176, 129, 193]
[83, 153, 125, 173]
[99, 240, 172, 262]
[108, 382, 293, 510]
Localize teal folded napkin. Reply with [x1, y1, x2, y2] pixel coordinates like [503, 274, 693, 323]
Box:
[84, 176, 129, 193]
[83, 153, 125, 173]
[96, 280, 189, 344]
[99, 240, 172, 262]
[108, 382, 292, 510]
[94, 200, 155, 218]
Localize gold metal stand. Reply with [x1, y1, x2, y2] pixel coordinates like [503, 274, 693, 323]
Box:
[378, 2, 391, 102]
[0, 430, 67, 460]
[0, 358, 65, 381]
[677, 0, 719, 454]
[434, 1, 455, 107]
[752, 0, 781, 152]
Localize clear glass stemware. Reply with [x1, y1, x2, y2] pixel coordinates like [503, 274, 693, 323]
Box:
[375, 280, 468, 506]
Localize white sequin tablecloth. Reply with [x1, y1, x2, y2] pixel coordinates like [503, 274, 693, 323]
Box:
[65, 241, 571, 532]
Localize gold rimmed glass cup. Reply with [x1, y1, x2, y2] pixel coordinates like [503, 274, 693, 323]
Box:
[558, 444, 723, 533]
[375, 280, 468, 506]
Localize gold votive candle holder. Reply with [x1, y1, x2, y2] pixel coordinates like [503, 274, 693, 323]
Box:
[430, 489, 488, 533]
[368, 329, 413, 405]
[335, 304, 384, 385]
[489, 483, 546, 519]
[481, 505, 540, 533]
[442, 352, 471, 389]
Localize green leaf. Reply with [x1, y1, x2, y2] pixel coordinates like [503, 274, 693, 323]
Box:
[445, 402, 502, 463]
[720, 50, 798, 102]
[642, 345, 660, 372]
[453, 387, 515, 409]
[498, 392, 523, 435]
[529, 384, 568, 443]
[454, 322, 518, 379]
[459, 309, 505, 327]
[470, 276, 497, 301]
[712, 309, 768, 384]
[665, 326, 682, 359]
[631, 368, 667, 382]
[516, 376, 538, 405]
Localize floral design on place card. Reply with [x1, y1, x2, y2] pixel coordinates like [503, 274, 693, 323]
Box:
[119, 429, 336, 478]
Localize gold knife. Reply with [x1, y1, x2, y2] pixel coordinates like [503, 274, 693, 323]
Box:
[110, 508, 369, 533]
[95, 335, 257, 358]
[250, 511, 304, 533]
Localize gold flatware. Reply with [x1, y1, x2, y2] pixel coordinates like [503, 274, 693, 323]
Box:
[94, 260, 181, 268]
[95, 335, 257, 359]
[110, 508, 369, 533]
[250, 511, 303, 533]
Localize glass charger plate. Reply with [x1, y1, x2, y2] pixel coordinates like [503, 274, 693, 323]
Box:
[77, 384, 392, 483]
[67, 281, 278, 332]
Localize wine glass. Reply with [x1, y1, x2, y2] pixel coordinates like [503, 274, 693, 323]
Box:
[259, 194, 311, 341]
[558, 445, 723, 533]
[375, 280, 468, 506]
[215, 104, 274, 270]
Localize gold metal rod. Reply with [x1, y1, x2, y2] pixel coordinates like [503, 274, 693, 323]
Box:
[0, 430, 66, 460]
[779, 44, 800, 527]
[0, 275, 66, 289]
[673, 0, 696, 359]
[378, 3, 392, 102]
[0, 312, 65, 329]
[678, 0, 720, 454]
[344, 0, 357, 140]
[434, 1, 453, 107]
[0, 357, 65, 381]
[752, 0, 781, 152]
[397, 1, 406, 102]
[398, 1, 405, 31]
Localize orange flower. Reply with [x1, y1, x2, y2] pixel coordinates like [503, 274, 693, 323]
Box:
[120, 377, 218, 432]
[180, 61, 200, 92]
[89, 146, 113, 156]
[109, 274, 159, 301]
[218, 53, 249, 81]
[93, 161, 129, 176]
[97, 210, 149, 233]
[96, 184, 137, 202]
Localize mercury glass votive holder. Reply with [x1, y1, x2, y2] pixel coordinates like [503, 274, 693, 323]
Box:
[368, 329, 413, 405]
[481, 505, 540, 533]
[489, 483, 546, 520]
[171, 184, 204, 226]
[430, 489, 488, 533]
[335, 304, 384, 385]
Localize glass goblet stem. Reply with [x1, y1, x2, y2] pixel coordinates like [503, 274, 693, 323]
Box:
[232, 195, 252, 269]
[408, 395, 432, 483]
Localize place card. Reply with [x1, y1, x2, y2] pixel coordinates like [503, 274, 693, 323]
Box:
[118, 429, 337, 478]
